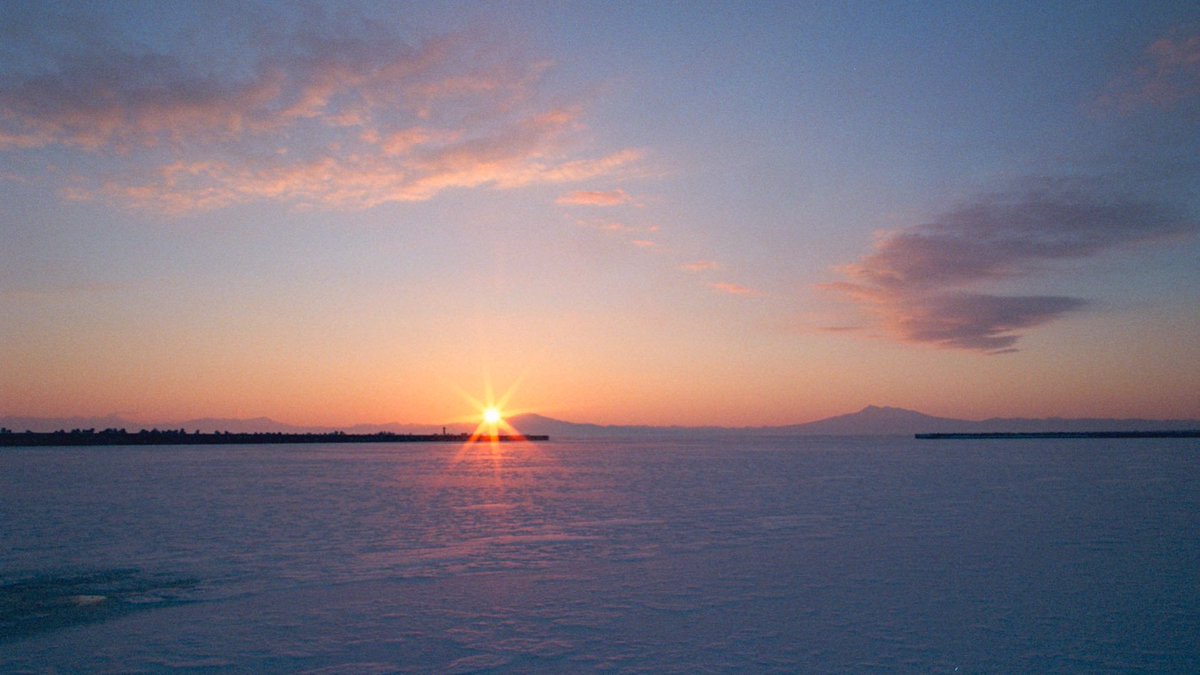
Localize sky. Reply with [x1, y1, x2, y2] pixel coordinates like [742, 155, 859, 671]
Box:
[1, 0, 1198, 427]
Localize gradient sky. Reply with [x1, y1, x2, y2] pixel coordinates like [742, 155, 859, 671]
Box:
[2, 1, 1198, 427]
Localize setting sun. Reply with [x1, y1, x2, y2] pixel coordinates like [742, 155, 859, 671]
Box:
[451, 376, 529, 446]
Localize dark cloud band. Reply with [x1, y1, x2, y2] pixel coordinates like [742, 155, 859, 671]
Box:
[827, 180, 1193, 353]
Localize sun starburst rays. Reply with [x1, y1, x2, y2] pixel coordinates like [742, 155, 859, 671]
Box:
[441, 373, 536, 483]
[454, 372, 527, 444]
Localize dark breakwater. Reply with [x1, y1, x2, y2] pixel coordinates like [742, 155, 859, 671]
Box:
[0, 429, 547, 447]
[916, 431, 1200, 440]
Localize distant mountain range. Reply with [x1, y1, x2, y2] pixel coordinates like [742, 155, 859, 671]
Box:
[505, 407, 1200, 437]
[770, 405, 1200, 435]
[4, 405, 1197, 437]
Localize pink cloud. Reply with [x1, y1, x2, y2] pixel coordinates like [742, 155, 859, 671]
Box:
[680, 260, 719, 272]
[709, 282, 761, 297]
[0, 50, 291, 151]
[0, 130, 53, 150]
[0, 27, 643, 213]
[631, 239, 657, 249]
[602, 222, 635, 232]
[570, 216, 660, 236]
[380, 127, 457, 156]
[824, 180, 1191, 353]
[524, 149, 645, 185]
[555, 189, 634, 206]
[1096, 29, 1200, 113]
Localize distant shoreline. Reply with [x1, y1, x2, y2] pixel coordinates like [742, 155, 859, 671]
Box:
[916, 431, 1200, 440]
[0, 430, 548, 447]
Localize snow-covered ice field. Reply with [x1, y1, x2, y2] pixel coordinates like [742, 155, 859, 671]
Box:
[3, 436, 1198, 672]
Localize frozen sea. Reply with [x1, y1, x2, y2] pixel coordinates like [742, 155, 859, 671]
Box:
[2, 435, 1198, 672]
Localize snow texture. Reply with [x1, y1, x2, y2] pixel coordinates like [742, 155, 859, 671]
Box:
[2, 436, 1198, 671]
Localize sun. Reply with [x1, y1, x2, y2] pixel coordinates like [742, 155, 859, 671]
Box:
[451, 373, 528, 446]
[483, 407, 503, 425]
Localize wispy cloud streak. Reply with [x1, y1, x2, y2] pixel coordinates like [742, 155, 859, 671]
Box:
[825, 180, 1191, 352]
[555, 189, 634, 206]
[0, 23, 642, 213]
[680, 260, 719, 272]
[709, 282, 761, 297]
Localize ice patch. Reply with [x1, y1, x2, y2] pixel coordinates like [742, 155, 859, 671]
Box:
[0, 569, 197, 640]
[70, 594, 107, 606]
[445, 652, 512, 673]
